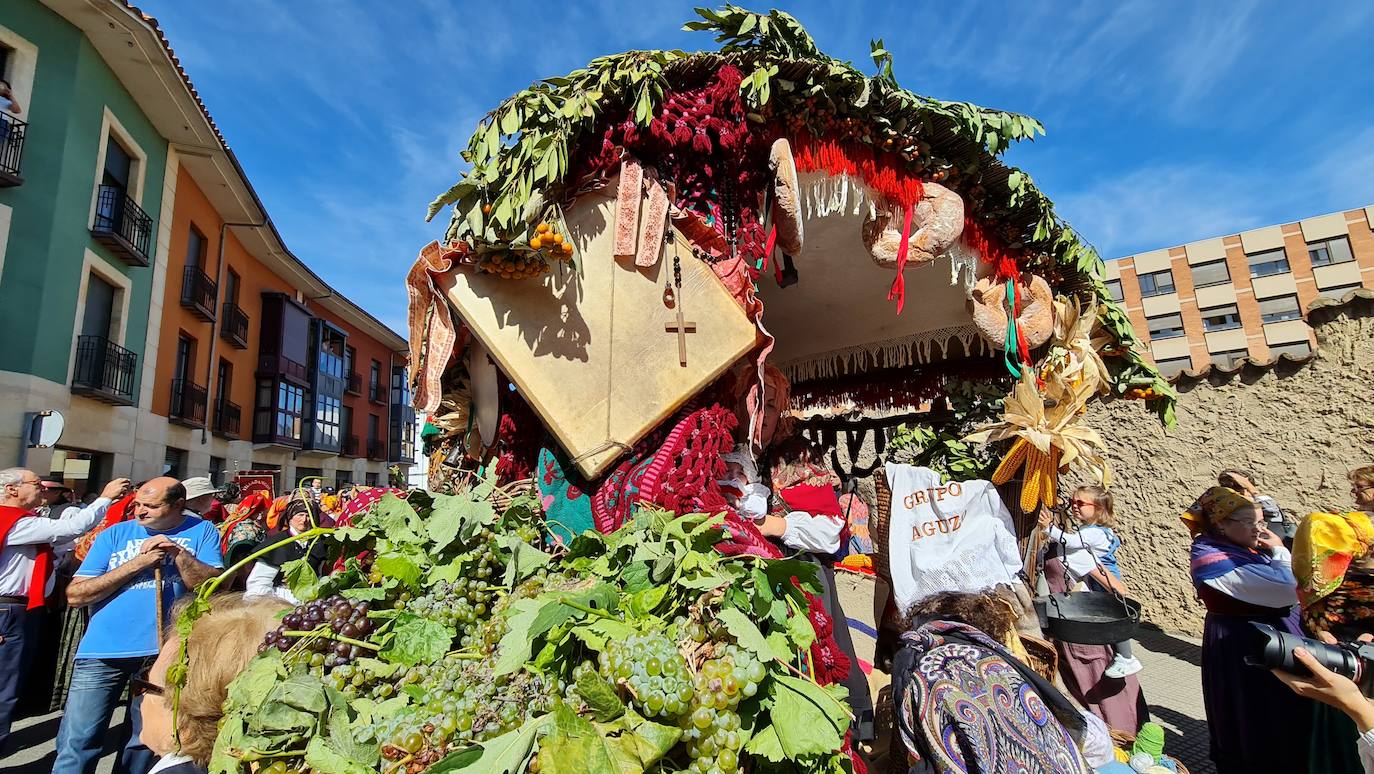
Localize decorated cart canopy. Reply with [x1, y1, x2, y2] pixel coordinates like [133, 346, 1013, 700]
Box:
[201, 8, 1176, 774]
[408, 5, 1174, 488]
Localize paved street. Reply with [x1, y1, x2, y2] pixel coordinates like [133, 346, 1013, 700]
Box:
[0, 583, 1214, 773]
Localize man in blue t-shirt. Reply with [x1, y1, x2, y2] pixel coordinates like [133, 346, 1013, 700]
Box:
[53, 477, 222, 774]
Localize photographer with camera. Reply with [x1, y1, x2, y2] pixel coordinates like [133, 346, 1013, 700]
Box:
[1183, 485, 1313, 773]
[1272, 632, 1374, 773]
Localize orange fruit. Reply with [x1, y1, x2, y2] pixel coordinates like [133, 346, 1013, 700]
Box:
[481, 204, 492, 214]
[536, 223, 551, 234]
[530, 237, 543, 250]
[551, 233, 565, 245]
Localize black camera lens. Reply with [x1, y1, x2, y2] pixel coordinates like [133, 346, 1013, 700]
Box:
[1246, 622, 1364, 682]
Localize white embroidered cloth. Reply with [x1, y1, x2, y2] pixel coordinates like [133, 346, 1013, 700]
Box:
[884, 464, 1024, 613]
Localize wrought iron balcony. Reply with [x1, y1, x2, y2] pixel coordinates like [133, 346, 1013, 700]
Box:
[366, 439, 385, 460]
[180, 266, 218, 321]
[213, 398, 241, 438]
[169, 378, 208, 427]
[342, 435, 360, 457]
[220, 302, 249, 349]
[0, 112, 26, 187]
[368, 384, 384, 404]
[91, 185, 153, 267]
[345, 372, 362, 396]
[71, 335, 137, 405]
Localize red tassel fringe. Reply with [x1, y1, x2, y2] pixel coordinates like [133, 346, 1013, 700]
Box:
[962, 215, 1021, 281]
[793, 136, 924, 208]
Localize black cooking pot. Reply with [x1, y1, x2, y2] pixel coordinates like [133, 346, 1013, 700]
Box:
[1042, 591, 1141, 645]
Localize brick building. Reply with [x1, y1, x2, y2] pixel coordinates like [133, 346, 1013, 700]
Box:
[1104, 205, 1374, 376]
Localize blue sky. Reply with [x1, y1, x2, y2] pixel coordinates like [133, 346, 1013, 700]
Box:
[137, 0, 1374, 333]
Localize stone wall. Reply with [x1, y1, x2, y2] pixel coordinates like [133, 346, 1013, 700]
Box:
[1084, 291, 1374, 636]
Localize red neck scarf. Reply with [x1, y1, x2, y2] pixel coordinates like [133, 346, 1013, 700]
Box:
[0, 505, 54, 609]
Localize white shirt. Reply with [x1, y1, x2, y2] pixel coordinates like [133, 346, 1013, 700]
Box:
[0, 498, 111, 597]
[244, 561, 300, 605]
[1044, 525, 1113, 581]
[1359, 726, 1374, 774]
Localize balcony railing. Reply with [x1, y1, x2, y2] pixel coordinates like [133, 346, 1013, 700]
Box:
[71, 335, 136, 405]
[169, 378, 208, 427]
[213, 398, 241, 438]
[366, 439, 385, 460]
[346, 372, 362, 396]
[91, 185, 153, 267]
[0, 112, 26, 186]
[368, 384, 383, 404]
[180, 266, 218, 321]
[258, 354, 309, 384]
[220, 302, 249, 349]
[342, 435, 360, 457]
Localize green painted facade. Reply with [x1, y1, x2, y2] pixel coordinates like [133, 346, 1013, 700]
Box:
[0, 0, 168, 401]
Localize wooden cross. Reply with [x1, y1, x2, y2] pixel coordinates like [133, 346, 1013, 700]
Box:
[665, 301, 697, 367]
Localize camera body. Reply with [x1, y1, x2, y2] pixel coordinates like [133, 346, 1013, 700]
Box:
[1247, 622, 1374, 685]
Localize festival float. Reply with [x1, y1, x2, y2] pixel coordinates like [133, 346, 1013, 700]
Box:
[201, 7, 1174, 773]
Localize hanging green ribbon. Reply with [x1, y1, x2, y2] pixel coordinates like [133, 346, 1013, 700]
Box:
[1003, 280, 1021, 378]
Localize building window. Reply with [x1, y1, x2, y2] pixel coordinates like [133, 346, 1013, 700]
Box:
[254, 378, 305, 443]
[1210, 349, 1248, 369]
[174, 334, 195, 382]
[313, 393, 342, 449]
[345, 345, 356, 377]
[1104, 279, 1124, 302]
[163, 447, 186, 479]
[369, 360, 382, 401]
[316, 324, 345, 380]
[185, 225, 206, 269]
[335, 472, 352, 491]
[209, 456, 226, 486]
[1200, 303, 1242, 332]
[365, 472, 379, 487]
[1137, 270, 1175, 297]
[1318, 283, 1363, 301]
[1146, 312, 1185, 340]
[225, 269, 240, 304]
[1154, 356, 1191, 377]
[1247, 248, 1290, 278]
[1258, 295, 1302, 324]
[1308, 236, 1354, 267]
[1268, 340, 1313, 360]
[1190, 259, 1231, 288]
[368, 414, 380, 444]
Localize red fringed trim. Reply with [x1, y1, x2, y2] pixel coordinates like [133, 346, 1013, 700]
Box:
[963, 215, 1021, 280]
[793, 136, 924, 208]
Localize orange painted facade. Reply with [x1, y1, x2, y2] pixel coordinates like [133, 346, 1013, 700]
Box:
[155, 165, 408, 475]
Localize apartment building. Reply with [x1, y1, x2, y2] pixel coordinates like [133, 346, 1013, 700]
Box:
[0, 0, 413, 493]
[1105, 206, 1374, 376]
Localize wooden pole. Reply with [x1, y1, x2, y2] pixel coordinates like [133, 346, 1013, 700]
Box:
[153, 564, 164, 646]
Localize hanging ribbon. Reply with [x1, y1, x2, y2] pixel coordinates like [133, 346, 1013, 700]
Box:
[1003, 280, 1021, 378]
[886, 203, 915, 314]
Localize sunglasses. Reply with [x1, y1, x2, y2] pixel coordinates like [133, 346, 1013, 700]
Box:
[1353, 484, 1374, 495]
[1069, 499, 1095, 508]
[130, 675, 165, 697]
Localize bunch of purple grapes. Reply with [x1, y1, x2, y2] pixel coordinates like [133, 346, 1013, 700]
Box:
[259, 595, 375, 670]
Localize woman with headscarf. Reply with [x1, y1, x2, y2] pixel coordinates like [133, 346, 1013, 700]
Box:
[1292, 464, 1374, 774]
[1184, 485, 1312, 774]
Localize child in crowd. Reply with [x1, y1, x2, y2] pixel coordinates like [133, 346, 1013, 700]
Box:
[1038, 485, 1142, 678]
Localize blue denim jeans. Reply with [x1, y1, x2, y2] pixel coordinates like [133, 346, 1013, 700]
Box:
[53, 656, 157, 774]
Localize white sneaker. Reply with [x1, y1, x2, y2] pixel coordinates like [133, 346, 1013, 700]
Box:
[1104, 655, 1143, 679]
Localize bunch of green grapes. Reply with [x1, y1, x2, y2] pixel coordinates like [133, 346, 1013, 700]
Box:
[410, 577, 496, 630]
[680, 645, 766, 773]
[375, 654, 564, 765]
[598, 632, 694, 719]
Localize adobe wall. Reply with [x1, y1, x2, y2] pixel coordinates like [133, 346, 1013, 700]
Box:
[1083, 294, 1374, 636]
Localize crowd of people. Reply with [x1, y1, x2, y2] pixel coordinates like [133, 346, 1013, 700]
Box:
[0, 468, 393, 773]
[3, 452, 1374, 773]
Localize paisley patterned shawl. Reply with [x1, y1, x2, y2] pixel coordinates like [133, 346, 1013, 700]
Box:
[893, 620, 1088, 774]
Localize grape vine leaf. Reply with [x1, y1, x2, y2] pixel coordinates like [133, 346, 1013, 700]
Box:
[536, 703, 618, 774]
[499, 533, 551, 586]
[717, 607, 776, 662]
[304, 737, 374, 774]
[379, 613, 455, 666]
[428, 714, 549, 773]
[767, 676, 850, 757]
[743, 724, 787, 762]
[601, 711, 683, 772]
[281, 558, 320, 602]
[427, 495, 497, 550]
[574, 670, 626, 722]
[362, 494, 422, 544]
[373, 552, 423, 586]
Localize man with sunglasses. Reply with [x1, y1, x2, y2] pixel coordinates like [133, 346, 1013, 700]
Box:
[0, 468, 128, 753]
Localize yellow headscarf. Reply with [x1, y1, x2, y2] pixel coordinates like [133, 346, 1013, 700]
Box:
[1180, 486, 1253, 538]
[1293, 511, 1374, 608]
